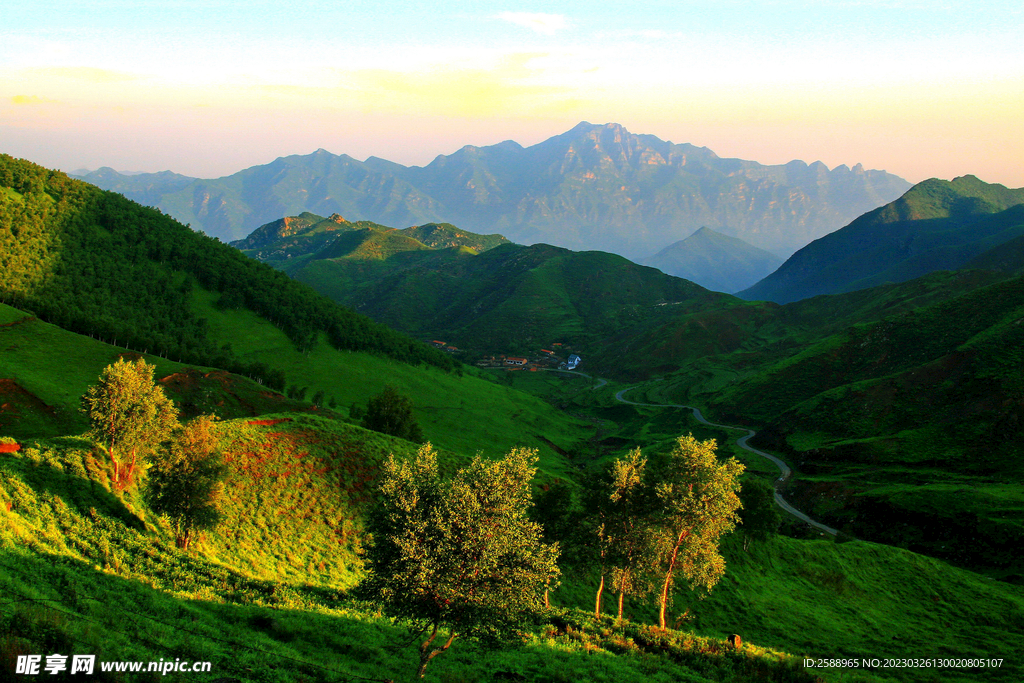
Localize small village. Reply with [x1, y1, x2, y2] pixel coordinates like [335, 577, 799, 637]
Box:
[427, 340, 582, 372]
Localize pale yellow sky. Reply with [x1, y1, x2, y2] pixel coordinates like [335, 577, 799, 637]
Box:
[2, 2, 1022, 186]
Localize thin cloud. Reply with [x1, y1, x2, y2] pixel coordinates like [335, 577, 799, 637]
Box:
[11, 95, 60, 105]
[497, 12, 569, 35]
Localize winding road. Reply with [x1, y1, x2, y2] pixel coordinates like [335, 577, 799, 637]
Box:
[614, 386, 838, 536]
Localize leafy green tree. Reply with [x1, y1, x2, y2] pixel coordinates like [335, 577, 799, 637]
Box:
[738, 476, 781, 551]
[359, 444, 559, 681]
[81, 358, 179, 490]
[147, 415, 225, 551]
[584, 449, 659, 620]
[650, 435, 744, 629]
[361, 385, 424, 443]
[606, 449, 659, 621]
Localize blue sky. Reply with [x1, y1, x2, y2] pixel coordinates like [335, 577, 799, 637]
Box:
[2, 1, 1022, 185]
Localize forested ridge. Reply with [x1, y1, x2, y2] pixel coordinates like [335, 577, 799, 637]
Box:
[0, 155, 458, 382]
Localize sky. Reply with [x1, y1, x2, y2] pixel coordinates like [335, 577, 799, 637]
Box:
[2, 0, 1022, 186]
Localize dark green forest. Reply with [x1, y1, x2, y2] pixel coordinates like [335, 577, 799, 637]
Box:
[0, 154, 458, 388]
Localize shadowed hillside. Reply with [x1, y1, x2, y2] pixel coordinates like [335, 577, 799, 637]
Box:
[642, 227, 784, 293]
[740, 176, 1024, 303]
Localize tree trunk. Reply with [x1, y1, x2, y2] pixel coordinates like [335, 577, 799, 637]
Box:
[414, 624, 456, 681]
[617, 591, 624, 621]
[594, 573, 605, 617]
[658, 571, 672, 629]
[658, 530, 687, 629]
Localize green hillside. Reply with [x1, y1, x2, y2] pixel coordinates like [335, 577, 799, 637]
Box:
[7, 153, 1024, 681]
[741, 176, 1024, 303]
[270, 235, 737, 358]
[0, 154, 457, 378]
[225, 196, 1024, 583]
[0, 155, 590, 466]
[232, 212, 510, 276]
[4, 408, 1023, 682]
[637, 269, 1024, 579]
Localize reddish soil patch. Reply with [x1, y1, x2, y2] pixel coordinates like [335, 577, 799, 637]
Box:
[0, 379, 55, 418]
[159, 369, 203, 392]
[248, 418, 294, 426]
[0, 442, 20, 453]
[0, 316, 35, 329]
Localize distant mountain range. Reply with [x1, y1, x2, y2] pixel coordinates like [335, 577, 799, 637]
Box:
[740, 176, 1024, 303]
[72, 122, 911, 259]
[641, 227, 784, 293]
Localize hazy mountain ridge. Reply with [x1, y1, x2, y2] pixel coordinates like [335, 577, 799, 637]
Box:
[72, 122, 911, 259]
[740, 175, 1024, 303]
[642, 227, 784, 293]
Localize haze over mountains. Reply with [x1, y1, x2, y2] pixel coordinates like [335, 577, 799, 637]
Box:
[641, 227, 784, 293]
[73, 122, 911, 260]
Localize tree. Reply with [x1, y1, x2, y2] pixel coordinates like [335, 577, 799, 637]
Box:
[738, 476, 781, 551]
[584, 449, 659, 620]
[146, 415, 226, 551]
[650, 435, 744, 629]
[81, 358, 179, 490]
[606, 449, 659, 621]
[358, 444, 559, 681]
[361, 385, 424, 443]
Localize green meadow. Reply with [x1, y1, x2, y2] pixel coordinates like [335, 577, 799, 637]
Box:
[3, 411, 1023, 683]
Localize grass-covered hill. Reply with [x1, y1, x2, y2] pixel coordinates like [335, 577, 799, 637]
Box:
[218, 189, 1024, 583]
[633, 265, 1024, 579]
[641, 227, 784, 293]
[230, 212, 509, 271]
[4, 405, 1023, 683]
[6, 154, 1024, 682]
[270, 235, 738, 357]
[0, 154, 457, 378]
[0, 155, 593, 464]
[740, 176, 1024, 304]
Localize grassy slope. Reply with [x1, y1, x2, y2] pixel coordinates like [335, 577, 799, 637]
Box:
[2, 419, 828, 683]
[291, 241, 733, 359]
[0, 304, 313, 440]
[0, 297, 589, 480]
[3, 416, 1021, 683]
[192, 288, 588, 476]
[636, 270, 1024, 578]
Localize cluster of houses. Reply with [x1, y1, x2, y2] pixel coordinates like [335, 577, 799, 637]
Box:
[428, 340, 460, 354]
[425, 339, 583, 371]
[474, 345, 582, 372]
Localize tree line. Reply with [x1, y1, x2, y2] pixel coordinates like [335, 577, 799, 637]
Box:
[0, 154, 459, 384]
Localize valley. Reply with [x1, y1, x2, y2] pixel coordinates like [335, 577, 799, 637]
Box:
[3, 150, 1024, 682]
